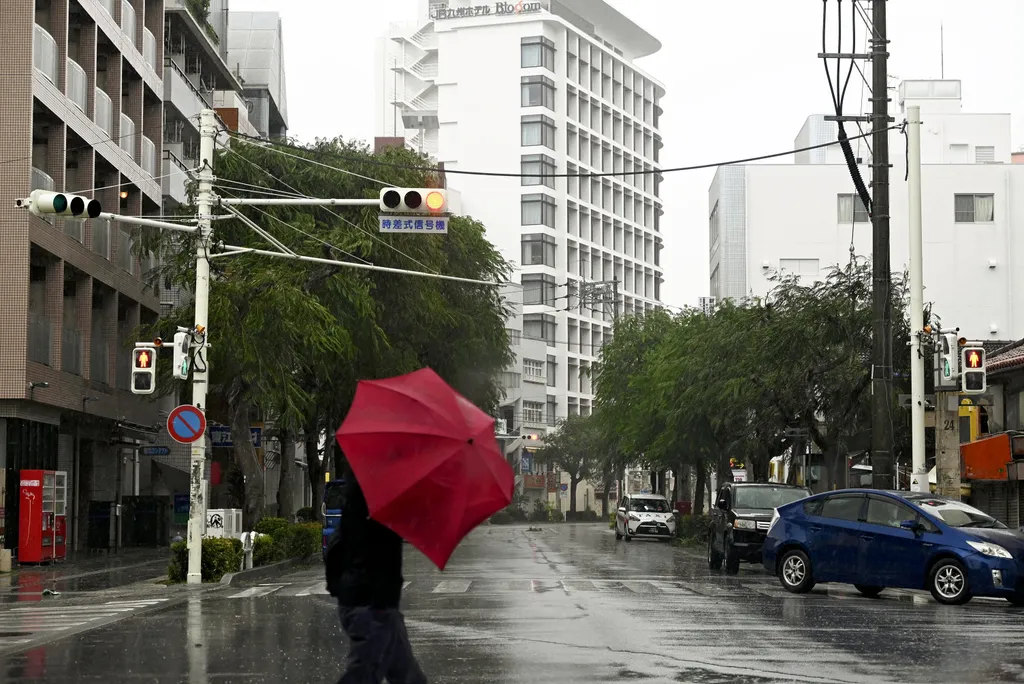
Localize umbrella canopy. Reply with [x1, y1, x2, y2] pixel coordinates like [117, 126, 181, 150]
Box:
[336, 367, 513, 569]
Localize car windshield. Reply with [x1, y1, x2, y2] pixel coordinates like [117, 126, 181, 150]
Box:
[324, 484, 346, 510]
[913, 498, 1007, 529]
[631, 498, 671, 512]
[733, 486, 809, 510]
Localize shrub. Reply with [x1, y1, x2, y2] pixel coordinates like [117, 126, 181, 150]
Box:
[282, 522, 322, 560]
[609, 513, 616, 529]
[547, 508, 564, 523]
[168, 537, 243, 582]
[253, 534, 284, 567]
[529, 500, 549, 523]
[295, 507, 317, 523]
[675, 514, 712, 543]
[254, 516, 290, 538]
[490, 510, 514, 525]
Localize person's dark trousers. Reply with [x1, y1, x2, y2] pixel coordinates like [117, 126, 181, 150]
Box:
[337, 605, 427, 684]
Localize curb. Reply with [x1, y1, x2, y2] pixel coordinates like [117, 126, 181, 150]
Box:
[220, 557, 304, 586]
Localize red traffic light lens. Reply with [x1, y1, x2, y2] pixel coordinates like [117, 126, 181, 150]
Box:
[425, 191, 445, 211]
[134, 349, 152, 369]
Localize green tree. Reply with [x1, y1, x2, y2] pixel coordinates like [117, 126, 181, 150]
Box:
[536, 414, 602, 513]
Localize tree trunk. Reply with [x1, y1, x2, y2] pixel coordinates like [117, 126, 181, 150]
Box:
[276, 429, 295, 520]
[693, 463, 706, 515]
[305, 423, 323, 518]
[230, 398, 263, 530]
[569, 476, 580, 513]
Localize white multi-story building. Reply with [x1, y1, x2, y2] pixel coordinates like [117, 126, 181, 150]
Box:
[710, 79, 1024, 343]
[376, 0, 666, 439]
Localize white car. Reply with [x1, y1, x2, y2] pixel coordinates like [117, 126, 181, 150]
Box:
[615, 494, 676, 542]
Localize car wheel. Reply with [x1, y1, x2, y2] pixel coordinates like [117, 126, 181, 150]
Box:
[778, 549, 815, 594]
[623, 525, 632, 542]
[615, 526, 623, 540]
[854, 584, 884, 598]
[724, 541, 740, 575]
[708, 535, 723, 570]
[928, 558, 972, 605]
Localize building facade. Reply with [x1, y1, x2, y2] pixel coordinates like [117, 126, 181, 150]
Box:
[224, 11, 289, 139]
[709, 79, 1024, 343]
[376, 0, 666, 441]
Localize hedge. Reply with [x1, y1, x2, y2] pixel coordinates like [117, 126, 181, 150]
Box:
[251, 519, 322, 567]
[168, 537, 242, 582]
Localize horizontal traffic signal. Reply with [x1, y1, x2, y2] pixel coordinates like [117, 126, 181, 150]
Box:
[379, 187, 447, 214]
[23, 190, 101, 219]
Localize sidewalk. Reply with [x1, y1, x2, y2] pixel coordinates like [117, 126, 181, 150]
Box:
[0, 547, 170, 596]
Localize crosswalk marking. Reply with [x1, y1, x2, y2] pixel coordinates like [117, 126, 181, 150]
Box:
[0, 598, 171, 648]
[432, 580, 471, 594]
[229, 584, 285, 599]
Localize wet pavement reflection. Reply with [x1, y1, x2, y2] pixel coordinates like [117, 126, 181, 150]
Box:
[3, 525, 1024, 682]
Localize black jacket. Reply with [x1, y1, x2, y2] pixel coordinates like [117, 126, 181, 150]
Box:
[325, 476, 404, 609]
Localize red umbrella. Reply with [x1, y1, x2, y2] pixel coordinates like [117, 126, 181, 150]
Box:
[336, 367, 513, 570]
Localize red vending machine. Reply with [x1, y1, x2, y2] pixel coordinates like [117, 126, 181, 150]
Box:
[19, 470, 68, 564]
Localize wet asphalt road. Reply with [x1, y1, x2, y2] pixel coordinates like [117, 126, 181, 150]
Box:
[5, 524, 1024, 682]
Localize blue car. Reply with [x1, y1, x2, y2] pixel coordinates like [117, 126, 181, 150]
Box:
[762, 489, 1024, 606]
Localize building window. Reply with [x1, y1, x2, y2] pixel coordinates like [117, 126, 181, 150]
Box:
[955, 194, 995, 223]
[524, 313, 556, 344]
[506, 328, 521, 346]
[837, 193, 869, 223]
[521, 36, 555, 70]
[522, 273, 557, 307]
[975, 146, 995, 163]
[710, 265, 720, 300]
[779, 258, 820, 275]
[522, 114, 556, 149]
[521, 75, 556, 110]
[523, 358, 545, 381]
[546, 395, 557, 425]
[521, 233, 556, 267]
[522, 153, 556, 188]
[523, 401, 544, 425]
[522, 193, 556, 227]
[546, 355, 557, 387]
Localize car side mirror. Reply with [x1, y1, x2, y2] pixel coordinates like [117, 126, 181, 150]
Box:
[617, 507, 626, 513]
[899, 519, 920, 532]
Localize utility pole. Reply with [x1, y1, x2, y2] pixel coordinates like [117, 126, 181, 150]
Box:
[906, 105, 928, 493]
[186, 109, 218, 584]
[869, 0, 895, 490]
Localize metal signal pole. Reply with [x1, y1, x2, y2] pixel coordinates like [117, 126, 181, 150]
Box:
[869, 0, 895, 490]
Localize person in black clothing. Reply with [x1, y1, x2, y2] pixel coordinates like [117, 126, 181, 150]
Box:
[325, 473, 427, 684]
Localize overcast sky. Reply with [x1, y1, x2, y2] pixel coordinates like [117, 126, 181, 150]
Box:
[231, 0, 1023, 310]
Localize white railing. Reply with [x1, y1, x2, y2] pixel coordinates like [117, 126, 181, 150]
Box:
[162, 151, 189, 205]
[33, 25, 57, 83]
[119, 113, 136, 159]
[118, 229, 135, 275]
[31, 168, 55, 193]
[66, 58, 87, 112]
[92, 217, 110, 259]
[409, 61, 438, 80]
[121, 0, 136, 48]
[141, 136, 156, 178]
[95, 88, 113, 136]
[99, 0, 115, 17]
[143, 28, 156, 69]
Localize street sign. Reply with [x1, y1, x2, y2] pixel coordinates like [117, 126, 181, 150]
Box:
[378, 215, 449, 234]
[141, 446, 171, 456]
[208, 425, 263, 448]
[559, 483, 567, 492]
[521, 453, 532, 474]
[166, 405, 207, 445]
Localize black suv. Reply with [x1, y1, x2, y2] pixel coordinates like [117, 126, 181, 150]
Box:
[708, 482, 811, 574]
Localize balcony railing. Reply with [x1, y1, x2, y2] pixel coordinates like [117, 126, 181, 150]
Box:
[121, 0, 136, 48]
[118, 229, 135, 275]
[64, 218, 83, 243]
[162, 150, 189, 205]
[62, 328, 83, 376]
[95, 88, 113, 136]
[92, 217, 111, 259]
[119, 113, 136, 159]
[141, 136, 156, 178]
[143, 28, 156, 69]
[66, 58, 87, 112]
[28, 314, 52, 366]
[90, 341, 109, 384]
[31, 167, 54, 193]
[99, 0, 115, 17]
[33, 25, 57, 84]
[164, 58, 210, 123]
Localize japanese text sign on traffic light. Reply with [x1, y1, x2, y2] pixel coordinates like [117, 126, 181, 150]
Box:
[961, 347, 986, 394]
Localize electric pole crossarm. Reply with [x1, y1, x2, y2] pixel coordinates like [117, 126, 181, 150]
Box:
[211, 244, 505, 287]
[220, 204, 296, 256]
[102, 212, 198, 234]
[218, 198, 380, 207]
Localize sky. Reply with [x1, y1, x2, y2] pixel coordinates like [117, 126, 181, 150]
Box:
[231, 0, 1023, 311]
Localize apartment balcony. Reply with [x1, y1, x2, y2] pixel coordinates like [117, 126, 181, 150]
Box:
[94, 88, 113, 136]
[121, 0, 137, 50]
[66, 58, 87, 112]
[33, 25, 57, 84]
[141, 136, 156, 178]
[64, 217, 83, 243]
[31, 167, 54, 193]
[28, 313, 51, 366]
[163, 59, 209, 126]
[162, 150, 189, 205]
[117, 229, 135, 275]
[62, 328, 83, 376]
[92, 217, 111, 259]
[119, 114, 136, 160]
[90, 341, 109, 384]
[98, 0, 115, 18]
[143, 28, 157, 71]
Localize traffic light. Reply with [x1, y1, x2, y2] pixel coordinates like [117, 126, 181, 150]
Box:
[379, 188, 447, 214]
[961, 347, 986, 394]
[131, 344, 156, 395]
[20, 189, 101, 219]
[939, 333, 959, 385]
[172, 331, 191, 380]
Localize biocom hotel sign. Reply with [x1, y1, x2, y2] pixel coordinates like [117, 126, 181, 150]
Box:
[431, 2, 543, 20]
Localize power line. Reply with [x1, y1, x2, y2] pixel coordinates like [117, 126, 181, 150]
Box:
[226, 125, 899, 180]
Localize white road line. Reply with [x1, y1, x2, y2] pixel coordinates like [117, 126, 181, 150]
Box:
[403, 581, 411, 591]
[620, 581, 661, 594]
[432, 580, 471, 594]
[530, 580, 538, 592]
[295, 583, 330, 597]
[229, 585, 285, 599]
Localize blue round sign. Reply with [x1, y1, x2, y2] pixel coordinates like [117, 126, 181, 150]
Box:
[167, 404, 207, 444]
